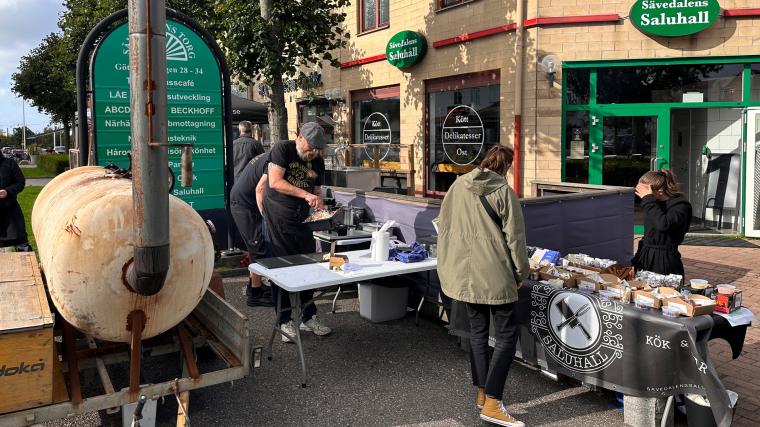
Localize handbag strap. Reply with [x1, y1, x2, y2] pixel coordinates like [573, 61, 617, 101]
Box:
[479, 195, 503, 229]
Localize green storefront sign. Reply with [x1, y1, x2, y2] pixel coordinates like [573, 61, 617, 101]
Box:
[386, 31, 427, 69]
[630, 0, 720, 37]
[92, 19, 225, 210]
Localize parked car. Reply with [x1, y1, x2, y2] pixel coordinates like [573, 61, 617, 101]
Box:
[53, 146, 66, 154]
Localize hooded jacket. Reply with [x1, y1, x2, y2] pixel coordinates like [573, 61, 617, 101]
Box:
[632, 194, 692, 276]
[436, 168, 530, 305]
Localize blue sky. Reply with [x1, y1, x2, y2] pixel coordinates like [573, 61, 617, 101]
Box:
[0, 0, 65, 135]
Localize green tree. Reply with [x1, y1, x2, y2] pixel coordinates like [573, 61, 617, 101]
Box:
[214, 0, 349, 141]
[11, 34, 75, 147]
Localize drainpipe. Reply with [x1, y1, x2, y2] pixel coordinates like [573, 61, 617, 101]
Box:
[513, 0, 525, 197]
[126, 0, 170, 296]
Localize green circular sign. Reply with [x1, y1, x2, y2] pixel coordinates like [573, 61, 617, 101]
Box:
[630, 0, 720, 37]
[386, 31, 427, 69]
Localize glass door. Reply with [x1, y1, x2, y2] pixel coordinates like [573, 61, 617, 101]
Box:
[746, 108, 760, 237]
[590, 108, 670, 230]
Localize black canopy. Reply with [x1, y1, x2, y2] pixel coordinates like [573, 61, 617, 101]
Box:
[231, 94, 268, 124]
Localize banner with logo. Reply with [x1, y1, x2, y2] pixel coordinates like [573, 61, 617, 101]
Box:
[527, 283, 732, 426]
[447, 282, 735, 426]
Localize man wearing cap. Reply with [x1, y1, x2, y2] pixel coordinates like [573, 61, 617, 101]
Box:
[263, 122, 332, 341]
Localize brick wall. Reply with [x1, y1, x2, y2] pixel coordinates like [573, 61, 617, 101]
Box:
[274, 0, 760, 196]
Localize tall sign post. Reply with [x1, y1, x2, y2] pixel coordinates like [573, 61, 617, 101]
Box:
[91, 19, 225, 210]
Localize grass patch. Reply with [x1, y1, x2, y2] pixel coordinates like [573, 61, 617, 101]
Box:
[21, 167, 55, 179]
[17, 185, 42, 253]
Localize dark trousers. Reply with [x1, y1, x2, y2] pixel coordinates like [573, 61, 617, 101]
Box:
[230, 200, 265, 259]
[467, 302, 520, 400]
[261, 202, 317, 325]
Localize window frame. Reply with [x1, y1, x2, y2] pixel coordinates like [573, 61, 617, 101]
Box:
[358, 0, 390, 35]
[424, 70, 501, 198]
[436, 0, 480, 13]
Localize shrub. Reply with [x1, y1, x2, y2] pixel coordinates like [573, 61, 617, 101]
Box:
[38, 153, 69, 175]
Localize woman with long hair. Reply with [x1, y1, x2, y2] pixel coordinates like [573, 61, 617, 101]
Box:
[632, 168, 692, 277]
[437, 145, 530, 427]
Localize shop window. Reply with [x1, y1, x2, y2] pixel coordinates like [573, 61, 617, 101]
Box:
[352, 86, 400, 165]
[597, 64, 743, 104]
[426, 72, 500, 194]
[565, 69, 590, 105]
[564, 111, 589, 184]
[298, 101, 335, 145]
[751, 64, 760, 102]
[437, 0, 475, 9]
[360, 0, 389, 33]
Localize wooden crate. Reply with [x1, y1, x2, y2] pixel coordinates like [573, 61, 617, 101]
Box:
[0, 252, 54, 414]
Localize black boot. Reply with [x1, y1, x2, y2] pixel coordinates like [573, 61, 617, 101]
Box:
[247, 285, 273, 307]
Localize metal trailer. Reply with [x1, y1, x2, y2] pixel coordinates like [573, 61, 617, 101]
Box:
[0, 289, 252, 427]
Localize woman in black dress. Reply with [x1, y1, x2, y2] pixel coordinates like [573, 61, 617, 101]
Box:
[632, 168, 692, 276]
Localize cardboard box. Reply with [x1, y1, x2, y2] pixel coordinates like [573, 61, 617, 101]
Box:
[567, 261, 618, 274]
[538, 266, 580, 288]
[0, 253, 54, 414]
[577, 278, 604, 293]
[664, 294, 716, 317]
[632, 287, 678, 309]
[715, 290, 742, 314]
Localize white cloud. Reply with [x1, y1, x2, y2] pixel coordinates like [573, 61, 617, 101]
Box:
[0, 0, 64, 133]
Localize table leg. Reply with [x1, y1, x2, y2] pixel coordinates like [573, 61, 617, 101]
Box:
[293, 292, 308, 388]
[331, 286, 342, 313]
[416, 271, 431, 326]
[267, 287, 283, 361]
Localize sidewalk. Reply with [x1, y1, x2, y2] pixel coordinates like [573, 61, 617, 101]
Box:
[680, 243, 760, 426]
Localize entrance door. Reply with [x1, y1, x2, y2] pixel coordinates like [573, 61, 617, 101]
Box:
[746, 108, 760, 237]
[590, 108, 670, 230]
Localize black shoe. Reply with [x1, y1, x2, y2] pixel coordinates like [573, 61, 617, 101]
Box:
[15, 243, 32, 252]
[247, 286, 274, 307]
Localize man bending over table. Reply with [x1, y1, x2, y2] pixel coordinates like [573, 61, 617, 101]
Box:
[262, 122, 332, 342]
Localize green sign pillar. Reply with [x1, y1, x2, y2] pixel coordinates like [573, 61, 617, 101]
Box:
[386, 31, 427, 69]
[92, 19, 225, 210]
[630, 0, 720, 37]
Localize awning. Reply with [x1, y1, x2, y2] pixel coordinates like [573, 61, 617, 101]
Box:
[231, 94, 268, 124]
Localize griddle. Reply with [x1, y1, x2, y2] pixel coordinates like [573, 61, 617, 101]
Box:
[255, 252, 326, 269]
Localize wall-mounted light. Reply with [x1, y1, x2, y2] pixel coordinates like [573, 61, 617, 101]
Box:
[540, 55, 558, 90]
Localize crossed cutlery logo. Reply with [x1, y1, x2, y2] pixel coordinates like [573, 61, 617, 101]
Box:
[531, 286, 624, 373]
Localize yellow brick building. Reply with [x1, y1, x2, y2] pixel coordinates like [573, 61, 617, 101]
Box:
[253, 0, 760, 235]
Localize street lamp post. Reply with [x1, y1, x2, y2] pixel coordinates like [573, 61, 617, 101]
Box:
[21, 98, 26, 151]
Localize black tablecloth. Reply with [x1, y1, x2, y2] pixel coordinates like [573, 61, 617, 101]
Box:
[448, 281, 747, 427]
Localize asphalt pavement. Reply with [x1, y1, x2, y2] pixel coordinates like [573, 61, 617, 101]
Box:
[46, 276, 626, 427]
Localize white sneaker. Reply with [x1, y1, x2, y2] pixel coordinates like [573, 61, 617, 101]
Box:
[280, 320, 296, 343]
[299, 316, 332, 336]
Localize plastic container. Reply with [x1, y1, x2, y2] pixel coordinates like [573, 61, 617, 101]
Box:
[716, 284, 736, 295]
[690, 279, 710, 289]
[358, 282, 409, 322]
[662, 305, 681, 318]
[370, 231, 391, 262]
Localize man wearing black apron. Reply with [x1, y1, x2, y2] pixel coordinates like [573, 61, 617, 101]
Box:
[263, 122, 332, 342]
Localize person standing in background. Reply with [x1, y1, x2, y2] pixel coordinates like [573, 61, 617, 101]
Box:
[0, 155, 31, 252]
[233, 120, 264, 179]
[632, 168, 692, 277]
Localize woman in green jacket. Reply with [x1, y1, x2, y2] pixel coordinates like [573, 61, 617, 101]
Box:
[437, 145, 530, 427]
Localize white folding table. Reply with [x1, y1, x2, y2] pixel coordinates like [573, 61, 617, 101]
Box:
[249, 249, 437, 387]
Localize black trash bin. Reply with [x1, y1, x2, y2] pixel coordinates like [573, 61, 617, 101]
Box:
[684, 391, 738, 427]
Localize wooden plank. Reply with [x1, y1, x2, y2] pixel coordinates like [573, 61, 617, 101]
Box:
[0, 252, 34, 283]
[0, 253, 53, 333]
[51, 346, 69, 404]
[0, 328, 54, 414]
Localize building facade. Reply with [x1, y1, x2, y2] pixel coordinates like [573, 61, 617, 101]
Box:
[260, 0, 760, 235]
